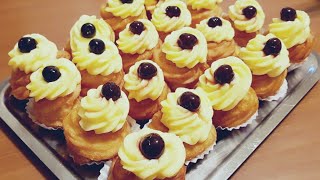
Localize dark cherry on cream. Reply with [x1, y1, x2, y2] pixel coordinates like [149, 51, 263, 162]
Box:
[263, 38, 282, 56]
[81, 23, 96, 38]
[214, 65, 235, 85]
[281, 7, 297, 21]
[89, 39, 105, 55]
[18, 37, 37, 53]
[242, 6, 257, 19]
[129, 21, 145, 35]
[207, 17, 222, 28]
[178, 33, 198, 50]
[166, 6, 181, 18]
[42, 66, 61, 83]
[101, 82, 121, 101]
[137, 62, 158, 80]
[178, 92, 201, 112]
[139, 133, 165, 160]
[121, 0, 133, 4]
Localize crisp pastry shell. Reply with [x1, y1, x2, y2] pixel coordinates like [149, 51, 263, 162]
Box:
[212, 87, 259, 129]
[207, 39, 238, 66]
[125, 83, 170, 121]
[108, 156, 187, 180]
[252, 69, 287, 99]
[149, 111, 217, 161]
[288, 34, 314, 64]
[189, 6, 223, 28]
[153, 46, 209, 91]
[63, 101, 131, 165]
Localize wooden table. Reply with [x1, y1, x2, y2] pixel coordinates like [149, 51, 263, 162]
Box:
[0, 0, 319, 179]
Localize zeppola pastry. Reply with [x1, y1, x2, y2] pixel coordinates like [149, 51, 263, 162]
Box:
[149, 88, 216, 161]
[196, 16, 237, 66]
[8, 34, 59, 100]
[153, 27, 208, 90]
[239, 33, 290, 100]
[228, 0, 265, 47]
[63, 82, 131, 164]
[269, 7, 314, 64]
[151, 0, 192, 41]
[117, 19, 160, 73]
[26, 58, 81, 129]
[124, 60, 170, 121]
[100, 0, 147, 38]
[198, 56, 259, 130]
[109, 128, 186, 180]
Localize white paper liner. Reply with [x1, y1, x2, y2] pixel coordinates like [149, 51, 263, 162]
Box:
[259, 80, 288, 102]
[68, 153, 108, 166]
[25, 98, 62, 130]
[217, 110, 259, 131]
[288, 57, 309, 72]
[98, 161, 112, 180]
[185, 142, 216, 166]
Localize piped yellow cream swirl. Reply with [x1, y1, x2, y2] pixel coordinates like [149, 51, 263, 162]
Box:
[78, 85, 129, 134]
[228, 0, 265, 33]
[269, 10, 311, 48]
[162, 27, 208, 68]
[152, 0, 192, 33]
[104, 0, 145, 19]
[196, 17, 235, 43]
[8, 34, 58, 74]
[117, 19, 159, 54]
[72, 39, 122, 76]
[70, 15, 115, 53]
[160, 88, 213, 145]
[26, 58, 81, 102]
[124, 60, 165, 102]
[198, 56, 252, 111]
[239, 34, 290, 77]
[118, 128, 186, 179]
[186, 0, 223, 10]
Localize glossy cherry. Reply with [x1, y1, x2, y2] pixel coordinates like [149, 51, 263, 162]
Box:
[178, 91, 201, 112]
[89, 39, 105, 55]
[263, 38, 282, 56]
[242, 6, 257, 19]
[166, 6, 181, 18]
[280, 7, 297, 21]
[139, 133, 165, 160]
[101, 82, 121, 101]
[207, 17, 222, 28]
[214, 65, 234, 84]
[81, 23, 96, 38]
[137, 62, 157, 80]
[177, 33, 198, 50]
[18, 37, 37, 53]
[129, 21, 145, 35]
[42, 66, 61, 82]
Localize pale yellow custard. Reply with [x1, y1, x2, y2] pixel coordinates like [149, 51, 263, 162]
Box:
[124, 60, 165, 102]
[78, 85, 129, 134]
[239, 34, 290, 77]
[8, 34, 58, 74]
[198, 56, 252, 111]
[186, 0, 223, 10]
[118, 128, 186, 179]
[104, 0, 145, 19]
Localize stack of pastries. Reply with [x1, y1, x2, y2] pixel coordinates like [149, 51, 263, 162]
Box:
[7, 0, 314, 179]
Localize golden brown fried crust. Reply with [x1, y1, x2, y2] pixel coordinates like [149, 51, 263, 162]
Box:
[153, 46, 208, 91]
[189, 6, 223, 28]
[100, 4, 147, 39]
[109, 156, 187, 180]
[207, 40, 238, 66]
[212, 87, 259, 128]
[149, 111, 217, 161]
[121, 40, 161, 73]
[79, 69, 124, 97]
[57, 50, 72, 60]
[63, 102, 131, 165]
[126, 84, 170, 121]
[252, 70, 287, 99]
[289, 34, 314, 64]
[233, 28, 258, 47]
[10, 70, 31, 100]
[28, 85, 81, 129]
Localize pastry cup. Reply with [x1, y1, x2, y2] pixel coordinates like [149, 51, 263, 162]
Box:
[100, 5, 147, 39]
[252, 69, 287, 100]
[121, 40, 161, 73]
[212, 88, 259, 130]
[79, 69, 124, 96]
[233, 28, 259, 47]
[153, 47, 208, 91]
[207, 40, 238, 66]
[63, 101, 131, 165]
[107, 156, 187, 180]
[189, 6, 223, 28]
[26, 85, 81, 129]
[125, 83, 170, 122]
[288, 34, 314, 64]
[149, 111, 217, 161]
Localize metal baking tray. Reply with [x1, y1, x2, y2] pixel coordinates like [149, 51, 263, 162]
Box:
[0, 53, 319, 180]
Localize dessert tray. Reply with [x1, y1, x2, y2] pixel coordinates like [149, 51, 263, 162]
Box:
[0, 52, 319, 180]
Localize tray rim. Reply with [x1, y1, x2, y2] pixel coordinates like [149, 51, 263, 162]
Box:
[0, 53, 319, 180]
